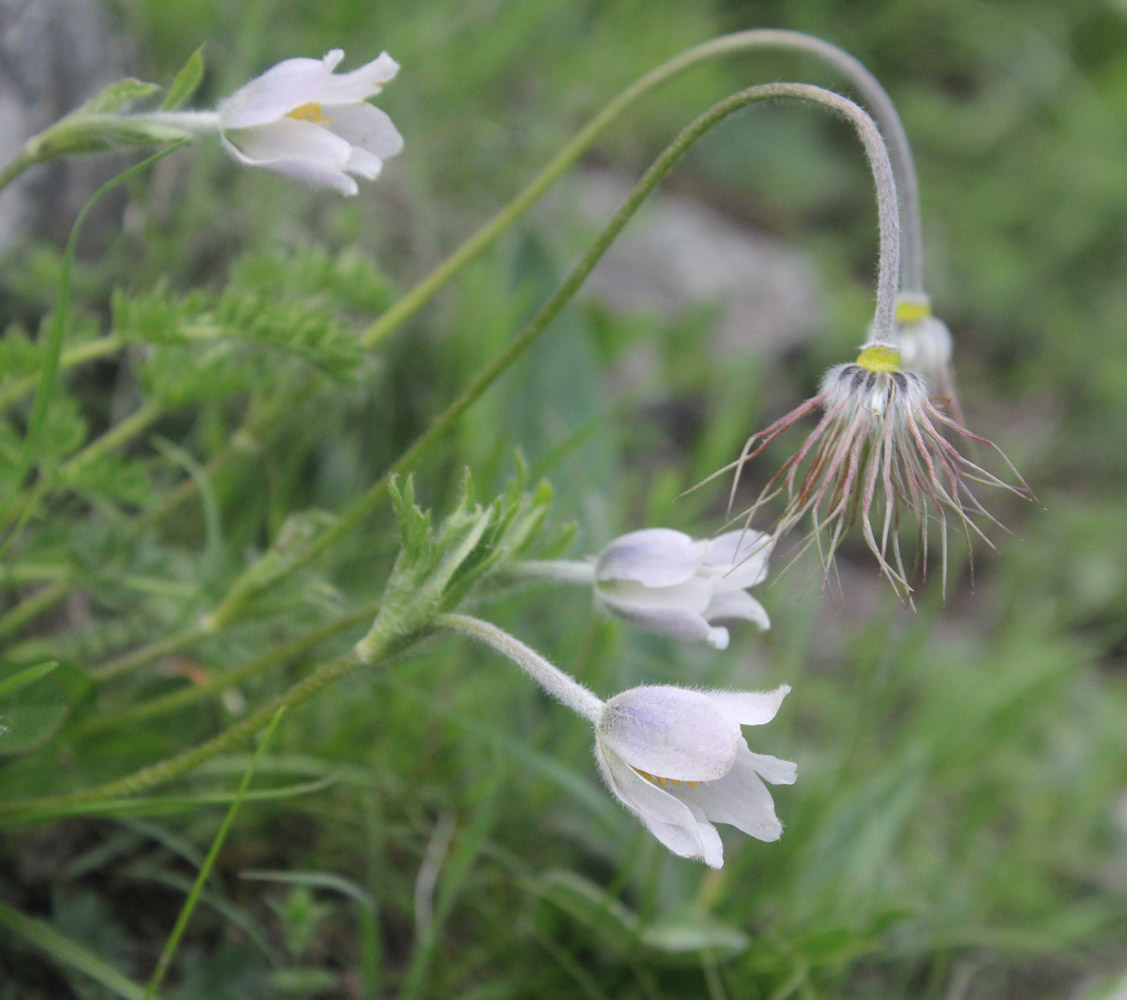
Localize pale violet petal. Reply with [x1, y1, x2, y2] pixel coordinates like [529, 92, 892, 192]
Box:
[317, 51, 400, 104]
[702, 529, 774, 589]
[746, 751, 797, 786]
[702, 685, 791, 726]
[703, 589, 770, 631]
[599, 686, 739, 782]
[345, 147, 383, 180]
[252, 158, 359, 195]
[676, 742, 785, 842]
[219, 56, 334, 129]
[597, 743, 723, 865]
[598, 575, 713, 613]
[223, 118, 352, 168]
[328, 103, 404, 158]
[595, 528, 703, 587]
[597, 594, 725, 647]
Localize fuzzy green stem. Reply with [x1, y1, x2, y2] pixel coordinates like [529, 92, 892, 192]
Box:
[0, 149, 38, 191]
[508, 559, 596, 584]
[0, 335, 126, 411]
[360, 29, 921, 349]
[0, 616, 405, 824]
[79, 600, 381, 734]
[438, 613, 603, 722]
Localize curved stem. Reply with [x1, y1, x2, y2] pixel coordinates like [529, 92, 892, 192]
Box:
[438, 613, 603, 723]
[361, 29, 921, 349]
[0, 616, 403, 823]
[195, 83, 900, 644]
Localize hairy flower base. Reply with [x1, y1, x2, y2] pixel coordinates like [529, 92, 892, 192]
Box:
[722, 353, 1035, 600]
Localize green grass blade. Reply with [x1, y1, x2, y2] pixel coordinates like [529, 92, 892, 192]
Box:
[0, 659, 57, 700]
[0, 901, 164, 1000]
[144, 705, 287, 998]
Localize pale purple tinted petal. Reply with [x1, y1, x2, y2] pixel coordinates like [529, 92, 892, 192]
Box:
[703, 529, 773, 589]
[328, 103, 403, 158]
[223, 118, 352, 167]
[219, 56, 333, 129]
[597, 743, 723, 866]
[595, 529, 702, 587]
[598, 575, 713, 613]
[597, 594, 727, 648]
[703, 590, 770, 631]
[317, 51, 399, 103]
[746, 751, 797, 785]
[600, 686, 739, 781]
[677, 743, 785, 841]
[702, 685, 790, 726]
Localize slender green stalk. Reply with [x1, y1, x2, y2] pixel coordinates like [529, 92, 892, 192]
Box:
[0, 150, 37, 191]
[143, 706, 284, 999]
[92, 623, 213, 682]
[0, 335, 126, 411]
[360, 28, 922, 349]
[0, 401, 164, 535]
[0, 620, 405, 822]
[0, 579, 69, 642]
[176, 83, 900, 647]
[80, 600, 380, 734]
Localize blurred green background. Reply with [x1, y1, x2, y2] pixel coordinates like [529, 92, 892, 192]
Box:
[1, 0, 1126, 997]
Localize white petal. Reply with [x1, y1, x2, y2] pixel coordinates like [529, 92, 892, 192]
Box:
[328, 103, 404, 158]
[597, 594, 726, 647]
[223, 118, 352, 168]
[252, 157, 359, 195]
[703, 529, 774, 590]
[599, 686, 740, 782]
[595, 529, 703, 587]
[346, 147, 384, 180]
[219, 55, 335, 129]
[746, 751, 797, 786]
[597, 743, 724, 866]
[702, 685, 791, 726]
[317, 51, 400, 103]
[703, 589, 770, 631]
[597, 575, 713, 613]
[676, 742, 786, 842]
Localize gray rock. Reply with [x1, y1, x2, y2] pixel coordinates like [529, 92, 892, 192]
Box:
[0, 0, 132, 248]
[573, 168, 821, 357]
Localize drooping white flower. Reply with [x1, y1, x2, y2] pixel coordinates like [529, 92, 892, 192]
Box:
[217, 49, 403, 195]
[594, 528, 773, 650]
[595, 683, 795, 868]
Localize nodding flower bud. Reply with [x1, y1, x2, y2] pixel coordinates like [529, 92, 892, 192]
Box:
[593, 528, 773, 649]
[217, 49, 403, 195]
[595, 684, 796, 868]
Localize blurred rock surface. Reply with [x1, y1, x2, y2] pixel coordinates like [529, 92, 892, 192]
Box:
[575, 168, 821, 358]
[0, 0, 131, 250]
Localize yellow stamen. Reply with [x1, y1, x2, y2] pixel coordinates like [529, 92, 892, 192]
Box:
[632, 767, 700, 789]
[895, 300, 932, 324]
[286, 102, 333, 127]
[856, 344, 902, 373]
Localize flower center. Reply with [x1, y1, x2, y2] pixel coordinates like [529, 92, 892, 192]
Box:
[286, 102, 333, 127]
[895, 299, 932, 324]
[855, 344, 902, 373]
[632, 766, 700, 789]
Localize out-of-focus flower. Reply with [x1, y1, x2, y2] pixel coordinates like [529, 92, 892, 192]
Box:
[595, 683, 795, 868]
[724, 342, 1035, 600]
[893, 294, 964, 424]
[594, 528, 773, 649]
[217, 49, 403, 195]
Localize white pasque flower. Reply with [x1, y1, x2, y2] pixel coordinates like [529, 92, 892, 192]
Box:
[595, 683, 795, 868]
[594, 528, 773, 649]
[217, 49, 403, 195]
